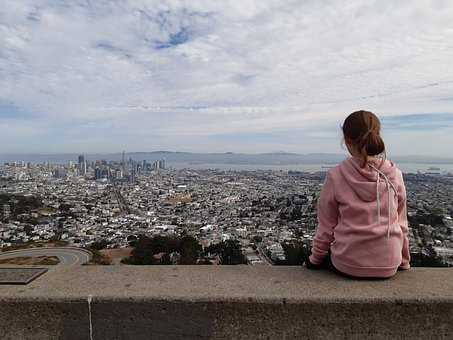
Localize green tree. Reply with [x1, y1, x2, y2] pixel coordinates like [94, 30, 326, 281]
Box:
[280, 241, 310, 266]
[410, 245, 449, 267]
[206, 240, 246, 265]
[252, 235, 263, 243]
[90, 239, 109, 251]
[123, 234, 202, 265]
[179, 235, 202, 265]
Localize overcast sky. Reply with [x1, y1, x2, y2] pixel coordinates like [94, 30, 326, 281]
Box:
[1, 0, 453, 156]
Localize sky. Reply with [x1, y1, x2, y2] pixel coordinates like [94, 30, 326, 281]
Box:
[1, 0, 453, 156]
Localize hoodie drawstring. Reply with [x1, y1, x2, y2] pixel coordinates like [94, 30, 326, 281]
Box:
[376, 171, 380, 224]
[368, 163, 397, 239]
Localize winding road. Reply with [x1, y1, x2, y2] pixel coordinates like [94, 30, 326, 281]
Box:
[0, 247, 92, 266]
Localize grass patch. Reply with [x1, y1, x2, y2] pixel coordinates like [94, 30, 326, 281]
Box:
[1, 240, 69, 252]
[0, 256, 59, 265]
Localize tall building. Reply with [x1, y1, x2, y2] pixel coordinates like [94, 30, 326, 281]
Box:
[101, 168, 110, 179]
[78, 154, 86, 176]
[152, 159, 166, 171]
[121, 151, 126, 174]
[94, 167, 102, 180]
[130, 169, 136, 183]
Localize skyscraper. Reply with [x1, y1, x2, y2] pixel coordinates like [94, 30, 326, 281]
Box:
[78, 154, 86, 176]
[94, 167, 102, 180]
[152, 159, 166, 171]
[121, 151, 126, 176]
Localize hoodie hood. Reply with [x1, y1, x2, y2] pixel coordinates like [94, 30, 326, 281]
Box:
[340, 157, 399, 239]
[339, 157, 398, 202]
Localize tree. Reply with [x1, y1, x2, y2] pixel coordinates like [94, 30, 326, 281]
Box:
[23, 225, 33, 236]
[179, 235, 202, 265]
[206, 240, 246, 265]
[280, 241, 310, 266]
[123, 234, 202, 265]
[410, 245, 449, 267]
[252, 235, 263, 243]
[90, 239, 109, 251]
[125, 235, 158, 265]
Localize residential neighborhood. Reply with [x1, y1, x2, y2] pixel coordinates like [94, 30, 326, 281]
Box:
[1, 158, 452, 266]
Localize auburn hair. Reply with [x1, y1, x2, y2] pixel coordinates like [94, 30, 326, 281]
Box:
[342, 110, 386, 168]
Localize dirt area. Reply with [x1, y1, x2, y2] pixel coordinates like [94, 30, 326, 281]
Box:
[166, 194, 192, 204]
[100, 248, 133, 265]
[0, 256, 60, 265]
[36, 207, 57, 215]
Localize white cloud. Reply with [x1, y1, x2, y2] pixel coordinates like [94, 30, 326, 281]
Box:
[0, 0, 453, 154]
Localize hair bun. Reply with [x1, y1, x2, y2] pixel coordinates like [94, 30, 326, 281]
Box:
[342, 110, 386, 167]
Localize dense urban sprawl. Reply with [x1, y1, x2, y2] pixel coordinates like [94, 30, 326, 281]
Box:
[0, 157, 452, 266]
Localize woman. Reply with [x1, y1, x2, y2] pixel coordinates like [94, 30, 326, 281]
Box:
[307, 110, 410, 278]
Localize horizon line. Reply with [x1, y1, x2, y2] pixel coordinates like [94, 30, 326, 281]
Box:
[1, 150, 453, 160]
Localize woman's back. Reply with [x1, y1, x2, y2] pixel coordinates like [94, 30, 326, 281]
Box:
[308, 110, 410, 278]
[313, 157, 410, 278]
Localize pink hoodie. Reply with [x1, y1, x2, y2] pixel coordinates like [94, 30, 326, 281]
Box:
[309, 157, 410, 278]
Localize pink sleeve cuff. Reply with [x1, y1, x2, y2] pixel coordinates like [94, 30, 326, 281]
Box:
[309, 254, 323, 265]
[399, 263, 410, 270]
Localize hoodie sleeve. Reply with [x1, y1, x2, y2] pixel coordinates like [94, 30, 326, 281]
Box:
[309, 171, 339, 265]
[397, 172, 411, 269]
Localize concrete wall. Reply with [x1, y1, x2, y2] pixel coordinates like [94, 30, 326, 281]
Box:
[0, 266, 452, 339]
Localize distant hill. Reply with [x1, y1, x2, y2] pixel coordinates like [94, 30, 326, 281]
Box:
[1, 151, 452, 165]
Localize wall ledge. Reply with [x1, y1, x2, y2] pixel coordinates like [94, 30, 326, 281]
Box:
[1, 266, 452, 339]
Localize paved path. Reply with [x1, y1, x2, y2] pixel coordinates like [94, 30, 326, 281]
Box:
[0, 247, 92, 266]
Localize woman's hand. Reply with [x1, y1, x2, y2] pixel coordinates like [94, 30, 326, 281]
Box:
[305, 258, 323, 270]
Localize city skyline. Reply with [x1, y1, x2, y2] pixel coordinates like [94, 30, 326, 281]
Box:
[1, 1, 453, 155]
